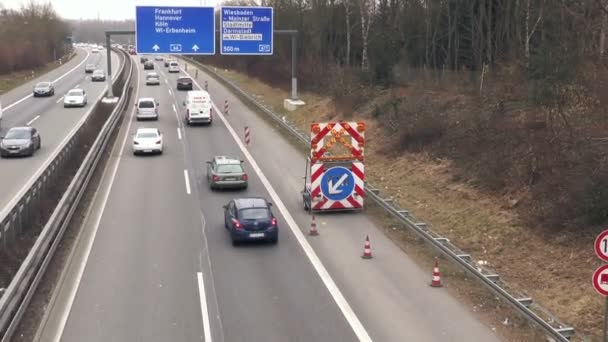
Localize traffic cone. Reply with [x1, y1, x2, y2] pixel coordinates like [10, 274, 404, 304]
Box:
[430, 259, 442, 287]
[309, 216, 319, 236]
[361, 235, 372, 259]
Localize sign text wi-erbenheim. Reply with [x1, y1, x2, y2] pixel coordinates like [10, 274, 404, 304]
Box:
[222, 8, 270, 41]
[154, 8, 196, 34]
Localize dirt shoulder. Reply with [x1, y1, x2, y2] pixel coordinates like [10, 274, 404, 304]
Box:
[0, 51, 76, 95]
[203, 66, 599, 340]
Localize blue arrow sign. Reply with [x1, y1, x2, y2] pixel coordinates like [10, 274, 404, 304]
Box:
[220, 6, 273, 55]
[135, 6, 215, 55]
[320, 167, 355, 202]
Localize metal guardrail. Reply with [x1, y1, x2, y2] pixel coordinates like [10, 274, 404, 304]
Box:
[183, 57, 576, 342]
[0, 49, 133, 341]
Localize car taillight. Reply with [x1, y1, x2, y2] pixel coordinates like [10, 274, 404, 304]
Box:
[242, 174, 248, 180]
[232, 218, 243, 230]
[134, 141, 139, 145]
[155, 140, 161, 144]
[271, 217, 277, 226]
[212, 175, 220, 181]
[186, 108, 190, 115]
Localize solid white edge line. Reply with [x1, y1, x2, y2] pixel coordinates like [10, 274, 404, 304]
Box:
[26, 115, 40, 126]
[197, 272, 213, 342]
[55, 96, 64, 104]
[182, 66, 373, 341]
[3, 49, 91, 112]
[50, 55, 139, 342]
[177, 127, 182, 140]
[184, 169, 191, 195]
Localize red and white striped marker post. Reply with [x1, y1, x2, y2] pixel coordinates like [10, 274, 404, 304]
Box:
[244, 126, 250, 147]
[224, 100, 229, 115]
[204, 80, 208, 91]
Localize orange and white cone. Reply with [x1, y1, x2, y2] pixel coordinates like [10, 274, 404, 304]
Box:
[309, 216, 319, 236]
[361, 235, 372, 259]
[430, 260, 442, 287]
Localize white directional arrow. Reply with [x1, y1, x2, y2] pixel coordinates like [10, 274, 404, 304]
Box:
[192, 44, 200, 52]
[152, 44, 160, 51]
[328, 174, 349, 195]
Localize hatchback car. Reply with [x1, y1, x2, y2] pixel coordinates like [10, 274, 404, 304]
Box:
[144, 61, 154, 70]
[168, 61, 180, 73]
[135, 97, 159, 120]
[84, 64, 96, 73]
[63, 88, 87, 107]
[132, 128, 163, 155]
[164, 59, 173, 67]
[0, 127, 41, 157]
[176, 76, 193, 90]
[91, 69, 106, 81]
[91, 48, 99, 53]
[33, 82, 54, 97]
[206, 156, 248, 190]
[146, 72, 160, 86]
[223, 197, 278, 245]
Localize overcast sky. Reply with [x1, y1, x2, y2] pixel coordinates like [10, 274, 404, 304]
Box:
[0, 0, 221, 20]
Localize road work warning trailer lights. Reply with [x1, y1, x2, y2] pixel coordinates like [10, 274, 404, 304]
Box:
[302, 121, 365, 212]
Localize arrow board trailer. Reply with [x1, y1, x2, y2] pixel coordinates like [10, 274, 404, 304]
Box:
[302, 121, 366, 212]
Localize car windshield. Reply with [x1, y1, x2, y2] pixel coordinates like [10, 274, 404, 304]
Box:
[217, 164, 243, 173]
[5, 129, 30, 139]
[239, 208, 270, 220]
[36, 82, 50, 87]
[138, 101, 155, 108]
[136, 132, 158, 139]
[67, 90, 83, 96]
[178, 78, 191, 82]
[147, 74, 158, 78]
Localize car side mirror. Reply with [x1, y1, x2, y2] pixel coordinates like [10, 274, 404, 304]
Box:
[222, 205, 227, 209]
[206, 161, 211, 164]
[240, 160, 244, 163]
[268, 203, 273, 207]
[182, 101, 186, 106]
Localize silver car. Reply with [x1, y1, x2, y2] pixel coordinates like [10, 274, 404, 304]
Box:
[63, 88, 87, 107]
[0, 126, 41, 157]
[91, 69, 106, 81]
[33, 82, 54, 97]
[135, 97, 159, 121]
[146, 72, 160, 85]
[206, 156, 248, 190]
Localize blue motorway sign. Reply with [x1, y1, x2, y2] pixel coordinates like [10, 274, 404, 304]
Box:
[135, 6, 215, 55]
[320, 167, 355, 202]
[220, 6, 273, 55]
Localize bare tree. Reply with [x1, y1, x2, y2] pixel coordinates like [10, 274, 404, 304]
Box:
[359, 0, 375, 71]
[344, 0, 352, 66]
[525, 0, 544, 66]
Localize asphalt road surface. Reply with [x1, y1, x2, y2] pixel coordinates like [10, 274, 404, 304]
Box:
[35, 55, 501, 342]
[0, 47, 121, 213]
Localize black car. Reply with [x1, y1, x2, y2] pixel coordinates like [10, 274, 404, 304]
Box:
[0, 127, 41, 157]
[140, 56, 148, 63]
[176, 76, 193, 90]
[164, 60, 171, 67]
[144, 61, 154, 70]
[223, 197, 278, 245]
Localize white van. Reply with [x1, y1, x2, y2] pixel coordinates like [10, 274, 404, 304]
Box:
[168, 61, 180, 73]
[183, 90, 212, 125]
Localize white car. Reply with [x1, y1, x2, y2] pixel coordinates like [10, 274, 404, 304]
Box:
[145, 72, 160, 85]
[132, 128, 163, 155]
[91, 48, 99, 53]
[63, 88, 87, 107]
[168, 61, 180, 73]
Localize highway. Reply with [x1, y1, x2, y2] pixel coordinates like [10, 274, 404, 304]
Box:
[0, 47, 122, 213]
[35, 55, 501, 342]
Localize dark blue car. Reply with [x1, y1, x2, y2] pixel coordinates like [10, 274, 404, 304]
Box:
[223, 197, 278, 246]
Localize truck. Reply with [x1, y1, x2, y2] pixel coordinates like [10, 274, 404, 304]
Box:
[302, 121, 365, 212]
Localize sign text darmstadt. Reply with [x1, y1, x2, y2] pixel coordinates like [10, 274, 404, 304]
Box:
[135, 6, 215, 55]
